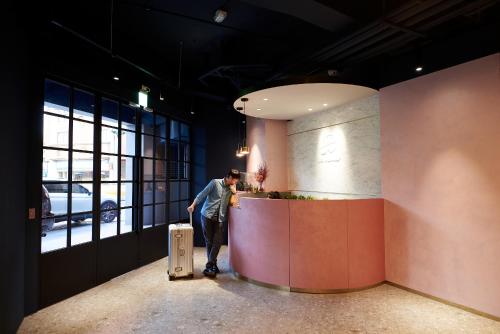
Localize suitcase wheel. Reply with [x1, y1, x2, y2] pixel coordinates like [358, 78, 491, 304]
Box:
[168, 275, 175, 281]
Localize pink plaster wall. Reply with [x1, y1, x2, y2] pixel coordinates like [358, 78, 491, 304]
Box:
[381, 53, 500, 317]
[246, 117, 288, 191]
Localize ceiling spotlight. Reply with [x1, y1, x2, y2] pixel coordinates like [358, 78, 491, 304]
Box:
[113, 76, 120, 81]
[323, 103, 328, 107]
[308, 108, 313, 111]
[263, 98, 268, 101]
[415, 66, 423, 72]
[213, 9, 227, 23]
[257, 108, 261, 111]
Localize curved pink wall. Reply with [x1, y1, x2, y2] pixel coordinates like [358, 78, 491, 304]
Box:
[228, 198, 290, 287]
[246, 117, 288, 191]
[229, 197, 384, 290]
[381, 53, 500, 317]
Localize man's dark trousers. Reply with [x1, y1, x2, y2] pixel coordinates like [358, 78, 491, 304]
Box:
[201, 215, 223, 267]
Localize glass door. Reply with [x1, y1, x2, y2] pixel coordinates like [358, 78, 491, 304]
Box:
[139, 111, 168, 228]
[39, 77, 192, 307]
[42, 80, 96, 253]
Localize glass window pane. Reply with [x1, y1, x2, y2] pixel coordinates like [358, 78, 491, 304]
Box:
[170, 120, 179, 140]
[141, 111, 154, 134]
[41, 216, 67, 253]
[121, 130, 136, 156]
[44, 183, 68, 216]
[155, 160, 166, 181]
[73, 120, 93, 151]
[101, 196, 118, 223]
[101, 155, 118, 181]
[44, 80, 70, 117]
[73, 89, 94, 122]
[155, 115, 167, 138]
[180, 162, 190, 180]
[100, 217, 117, 239]
[143, 205, 153, 228]
[169, 140, 179, 160]
[180, 181, 190, 200]
[180, 123, 190, 142]
[155, 182, 166, 203]
[102, 126, 119, 154]
[169, 161, 178, 179]
[121, 105, 137, 131]
[101, 183, 118, 209]
[120, 182, 134, 208]
[170, 181, 179, 201]
[144, 158, 153, 181]
[155, 204, 166, 225]
[71, 213, 93, 246]
[43, 149, 68, 181]
[121, 157, 134, 181]
[100, 193, 118, 239]
[180, 143, 190, 162]
[155, 137, 167, 159]
[43, 114, 69, 149]
[72, 183, 93, 213]
[142, 135, 154, 158]
[102, 98, 118, 127]
[120, 208, 133, 234]
[72, 152, 93, 181]
[180, 200, 189, 220]
[169, 202, 179, 223]
[143, 182, 154, 205]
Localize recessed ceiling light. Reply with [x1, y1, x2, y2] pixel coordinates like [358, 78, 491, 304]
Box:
[263, 98, 268, 101]
[257, 108, 262, 111]
[323, 103, 328, 106]
[308, 108, 313, 111]
[415, 66, 423, 72]
[113, 76, 120, 81]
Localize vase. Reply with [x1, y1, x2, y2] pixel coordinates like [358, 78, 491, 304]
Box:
[258, 182, 264, 192]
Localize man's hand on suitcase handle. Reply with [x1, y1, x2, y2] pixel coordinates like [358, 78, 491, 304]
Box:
[187, 203, 195, 213]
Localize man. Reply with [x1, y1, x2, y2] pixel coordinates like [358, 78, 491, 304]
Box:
[187, 169, 240, 277]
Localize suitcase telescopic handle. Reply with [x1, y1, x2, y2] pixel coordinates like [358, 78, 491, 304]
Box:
[189, 211, 193, 226]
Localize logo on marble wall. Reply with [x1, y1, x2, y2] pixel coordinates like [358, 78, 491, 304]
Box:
[319, 134, 341, 163]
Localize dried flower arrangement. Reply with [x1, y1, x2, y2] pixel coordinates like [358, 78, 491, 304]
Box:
[254, 162, 268, 192]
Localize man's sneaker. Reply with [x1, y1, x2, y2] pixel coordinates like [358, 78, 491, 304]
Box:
[203, 267, 217, 278]
[213, 263, 221, 274]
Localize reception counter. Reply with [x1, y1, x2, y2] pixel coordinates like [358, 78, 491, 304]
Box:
[228, 197, 385, 292]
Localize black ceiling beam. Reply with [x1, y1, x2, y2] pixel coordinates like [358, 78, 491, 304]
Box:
[382, 20, 426, 38]
[266, 0, 498, 82]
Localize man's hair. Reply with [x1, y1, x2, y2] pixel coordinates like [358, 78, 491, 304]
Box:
[227, 169, 241, 179]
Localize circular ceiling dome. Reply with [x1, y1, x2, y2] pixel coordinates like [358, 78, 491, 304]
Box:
[233, 83, 377, 120]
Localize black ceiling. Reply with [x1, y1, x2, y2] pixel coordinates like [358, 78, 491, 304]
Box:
[41, 0, 500, 101]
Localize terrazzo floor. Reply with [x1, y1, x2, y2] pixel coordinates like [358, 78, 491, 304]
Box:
[19, 247, 500, 334]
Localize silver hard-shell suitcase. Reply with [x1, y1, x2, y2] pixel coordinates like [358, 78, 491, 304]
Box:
[167, 212, 194, 280]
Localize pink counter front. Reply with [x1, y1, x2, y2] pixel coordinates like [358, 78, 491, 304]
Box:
[228, 197, 385, 292]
